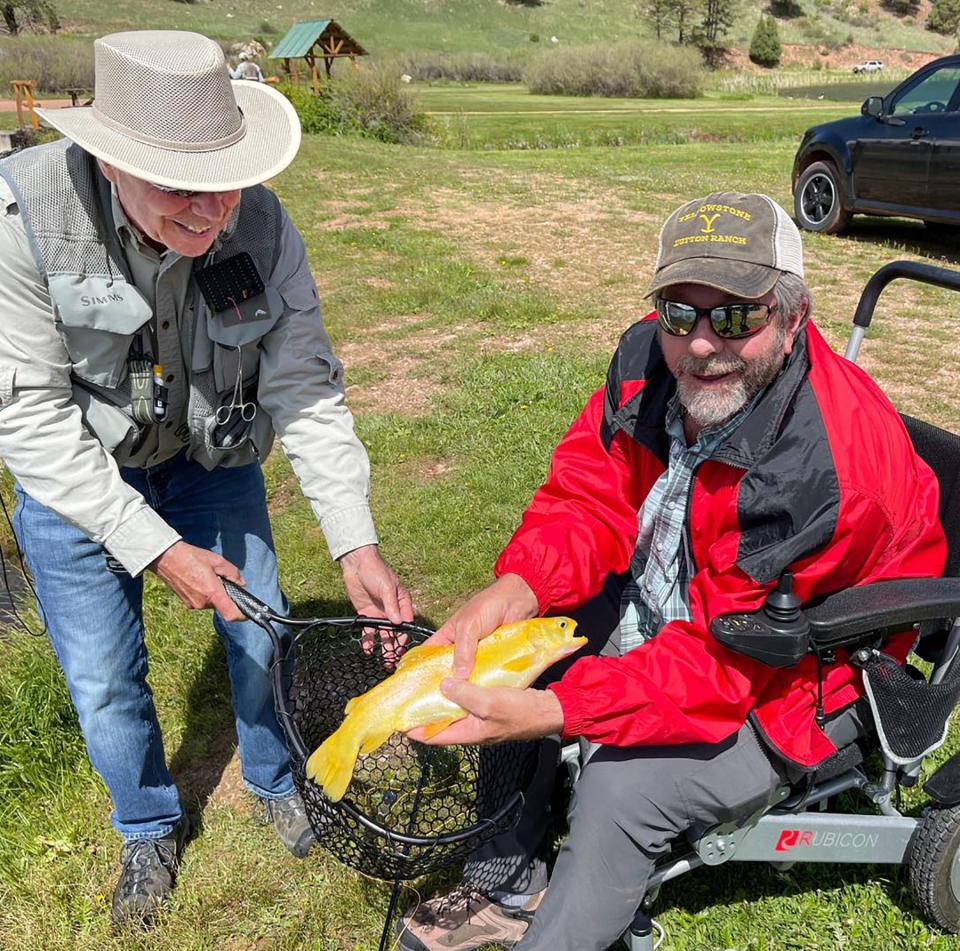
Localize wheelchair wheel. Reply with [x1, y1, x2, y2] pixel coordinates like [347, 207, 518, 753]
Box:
[908, 804, 960, 933]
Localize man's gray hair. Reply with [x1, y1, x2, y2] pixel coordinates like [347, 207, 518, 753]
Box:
[773, 271, 813, 329]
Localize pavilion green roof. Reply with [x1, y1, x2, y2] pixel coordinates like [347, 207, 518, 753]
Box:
[268, 19, 367, 59]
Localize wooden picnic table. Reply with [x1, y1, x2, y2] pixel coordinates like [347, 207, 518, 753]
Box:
[63, 88, 93, 107]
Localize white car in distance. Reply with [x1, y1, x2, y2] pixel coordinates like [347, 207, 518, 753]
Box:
[852, 60, 884, 74]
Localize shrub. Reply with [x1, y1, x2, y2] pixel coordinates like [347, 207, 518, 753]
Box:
[278, 64, 433, 145]
[524, 40, 704, 99]
[258, 20, 278, 34]
[0, 35, 93, 92]
[749, 15, 782, 67]
[387, 50, 527, 83]
[928, 0, 960, 34]
[769, 0, 803, 15]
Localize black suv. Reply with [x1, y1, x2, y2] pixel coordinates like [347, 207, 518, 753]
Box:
[792, 55, 960, 233]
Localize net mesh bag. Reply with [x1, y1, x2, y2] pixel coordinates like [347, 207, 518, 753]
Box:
[275, 619, 538, 881]
[860, 650, 960, 765]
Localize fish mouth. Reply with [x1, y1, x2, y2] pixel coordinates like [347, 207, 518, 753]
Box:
[560, 635, 589, 656]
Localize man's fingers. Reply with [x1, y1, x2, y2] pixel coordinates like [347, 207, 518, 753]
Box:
[452, 629, 480, 678]
[377, 581, 402, 625]
[397, 584, 415, 623]
[439, 678, 488, 716]
[211, 555, 244, 585]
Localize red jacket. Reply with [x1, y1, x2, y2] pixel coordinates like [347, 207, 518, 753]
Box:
[495, 318, 946, 768]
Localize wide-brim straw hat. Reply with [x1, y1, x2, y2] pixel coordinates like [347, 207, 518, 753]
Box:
[36, 30, 301, 192]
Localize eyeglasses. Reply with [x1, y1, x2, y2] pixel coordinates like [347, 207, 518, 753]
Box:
[150, 183, 201, 199]
[655, 299, 776, 339]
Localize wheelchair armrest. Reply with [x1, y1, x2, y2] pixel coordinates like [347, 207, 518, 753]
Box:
[806, 578, 960, 650]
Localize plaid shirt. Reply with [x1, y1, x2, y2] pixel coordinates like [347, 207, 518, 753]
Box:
[619, 395, 759, 653]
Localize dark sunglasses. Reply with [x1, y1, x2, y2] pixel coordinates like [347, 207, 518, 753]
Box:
[655, 299, 776, 339]
[151, 183, 201, 199]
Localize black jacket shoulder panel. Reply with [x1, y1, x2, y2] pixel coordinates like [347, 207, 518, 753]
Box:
[601, 320, 672, 462]
[735, 372, 841, 584]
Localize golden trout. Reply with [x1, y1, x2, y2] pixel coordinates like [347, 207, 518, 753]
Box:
[305, 617, 585, 802]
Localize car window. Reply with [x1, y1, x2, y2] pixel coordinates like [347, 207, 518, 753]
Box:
[891, 67, 960, 115]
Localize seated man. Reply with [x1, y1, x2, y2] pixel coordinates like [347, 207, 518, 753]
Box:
[396, 192, 947, 951]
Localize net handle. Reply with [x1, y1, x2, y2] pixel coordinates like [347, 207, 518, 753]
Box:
[221, 579, 435, 763]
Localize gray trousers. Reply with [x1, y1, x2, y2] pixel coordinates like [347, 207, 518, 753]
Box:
[516, 723, 785, 951]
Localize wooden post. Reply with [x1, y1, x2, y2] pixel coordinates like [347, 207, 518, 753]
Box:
[304, 50, 318, 93]
[11, 81, 39, 132]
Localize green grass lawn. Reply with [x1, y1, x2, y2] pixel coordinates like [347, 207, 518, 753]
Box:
[416, 85, 854, 149]
[3, 107, 960, 950]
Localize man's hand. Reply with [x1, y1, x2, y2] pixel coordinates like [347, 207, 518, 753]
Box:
[339, 544, 414, 623]
[408, 681, 564, 745]
[427, 574, 540, 678]
[149, 541, 245, 621]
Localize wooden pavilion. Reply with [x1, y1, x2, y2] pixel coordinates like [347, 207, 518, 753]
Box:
[268, 20, 367, 92]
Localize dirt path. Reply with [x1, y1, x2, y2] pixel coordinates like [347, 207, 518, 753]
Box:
[0, 98, 71, 112]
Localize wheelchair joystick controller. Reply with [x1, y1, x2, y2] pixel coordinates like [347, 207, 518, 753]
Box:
[710, 572, 811, 669]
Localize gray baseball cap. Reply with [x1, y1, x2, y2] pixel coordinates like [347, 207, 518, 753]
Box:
[645, 192, 804, 300]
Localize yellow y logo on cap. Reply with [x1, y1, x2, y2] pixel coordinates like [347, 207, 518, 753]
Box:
[699, 213, 721, 233]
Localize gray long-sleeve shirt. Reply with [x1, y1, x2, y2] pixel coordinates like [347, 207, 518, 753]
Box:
[0, 178, 378, 576]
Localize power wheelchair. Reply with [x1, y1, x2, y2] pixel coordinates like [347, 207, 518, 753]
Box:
[561, 261, 960, 950]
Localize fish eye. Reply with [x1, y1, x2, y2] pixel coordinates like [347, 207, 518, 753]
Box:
[558, 620, 567, 628]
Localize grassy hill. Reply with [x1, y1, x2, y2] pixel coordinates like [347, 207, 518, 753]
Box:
[46, 0, 958, 57]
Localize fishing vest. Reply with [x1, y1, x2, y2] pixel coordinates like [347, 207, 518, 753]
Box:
[0, 139, 285, 470]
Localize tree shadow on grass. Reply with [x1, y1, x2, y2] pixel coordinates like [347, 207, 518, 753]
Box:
[836, 216, 960, 265]
[167, 636, 237, 841]
[627, 850, 921, 941]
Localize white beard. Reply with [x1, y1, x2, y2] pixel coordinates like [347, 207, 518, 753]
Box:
[674, 323, 788, 430]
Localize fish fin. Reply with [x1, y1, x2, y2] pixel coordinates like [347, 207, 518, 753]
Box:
[305, 719, 363, 804]
[395, 643, 448, 670]
[359, 724, 395, 755]
[502, 653, 538, 673]
[343, 695, 360, 715]
[420, 716, 461, 740]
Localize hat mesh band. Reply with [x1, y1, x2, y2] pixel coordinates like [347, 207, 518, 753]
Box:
[91, 103, 247, 153]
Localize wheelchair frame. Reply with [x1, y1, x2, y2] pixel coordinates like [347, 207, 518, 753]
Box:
[567, 261, 960, 950]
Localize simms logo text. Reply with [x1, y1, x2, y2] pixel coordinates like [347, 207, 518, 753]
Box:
[80, 293, 124, 306]
[774, 829, 879, 852]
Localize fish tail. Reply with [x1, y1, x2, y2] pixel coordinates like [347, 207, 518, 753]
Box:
[305, 720, 364, 804]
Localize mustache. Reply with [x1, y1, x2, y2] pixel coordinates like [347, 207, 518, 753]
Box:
[675, 354, 746, 377]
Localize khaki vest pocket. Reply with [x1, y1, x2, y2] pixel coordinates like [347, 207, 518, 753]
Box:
[72, 382, 140, 455]
[51, 275, 153, 389]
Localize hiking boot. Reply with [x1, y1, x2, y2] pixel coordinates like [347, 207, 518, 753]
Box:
[111, 818, 189, 929]
[395, 883, 545, 951]
[260, 791, 315, 858]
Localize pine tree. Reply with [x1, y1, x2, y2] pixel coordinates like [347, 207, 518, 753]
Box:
[928, 0, 960, 35]
[637, 0, 673, 41]
[1, 0, 59, 34]
[667, 0, 700, 44]
[749, 15, 782, 67]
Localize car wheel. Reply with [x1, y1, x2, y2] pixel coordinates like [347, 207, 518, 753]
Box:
[794, 161, 851, 234]
[908, 804, 960, 933]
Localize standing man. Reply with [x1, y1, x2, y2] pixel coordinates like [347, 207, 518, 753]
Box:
[396, 193, 946, 950]
[0, 32, 411, 926]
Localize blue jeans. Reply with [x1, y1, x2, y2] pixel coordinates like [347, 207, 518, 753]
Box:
[13, 452, 294, 841]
